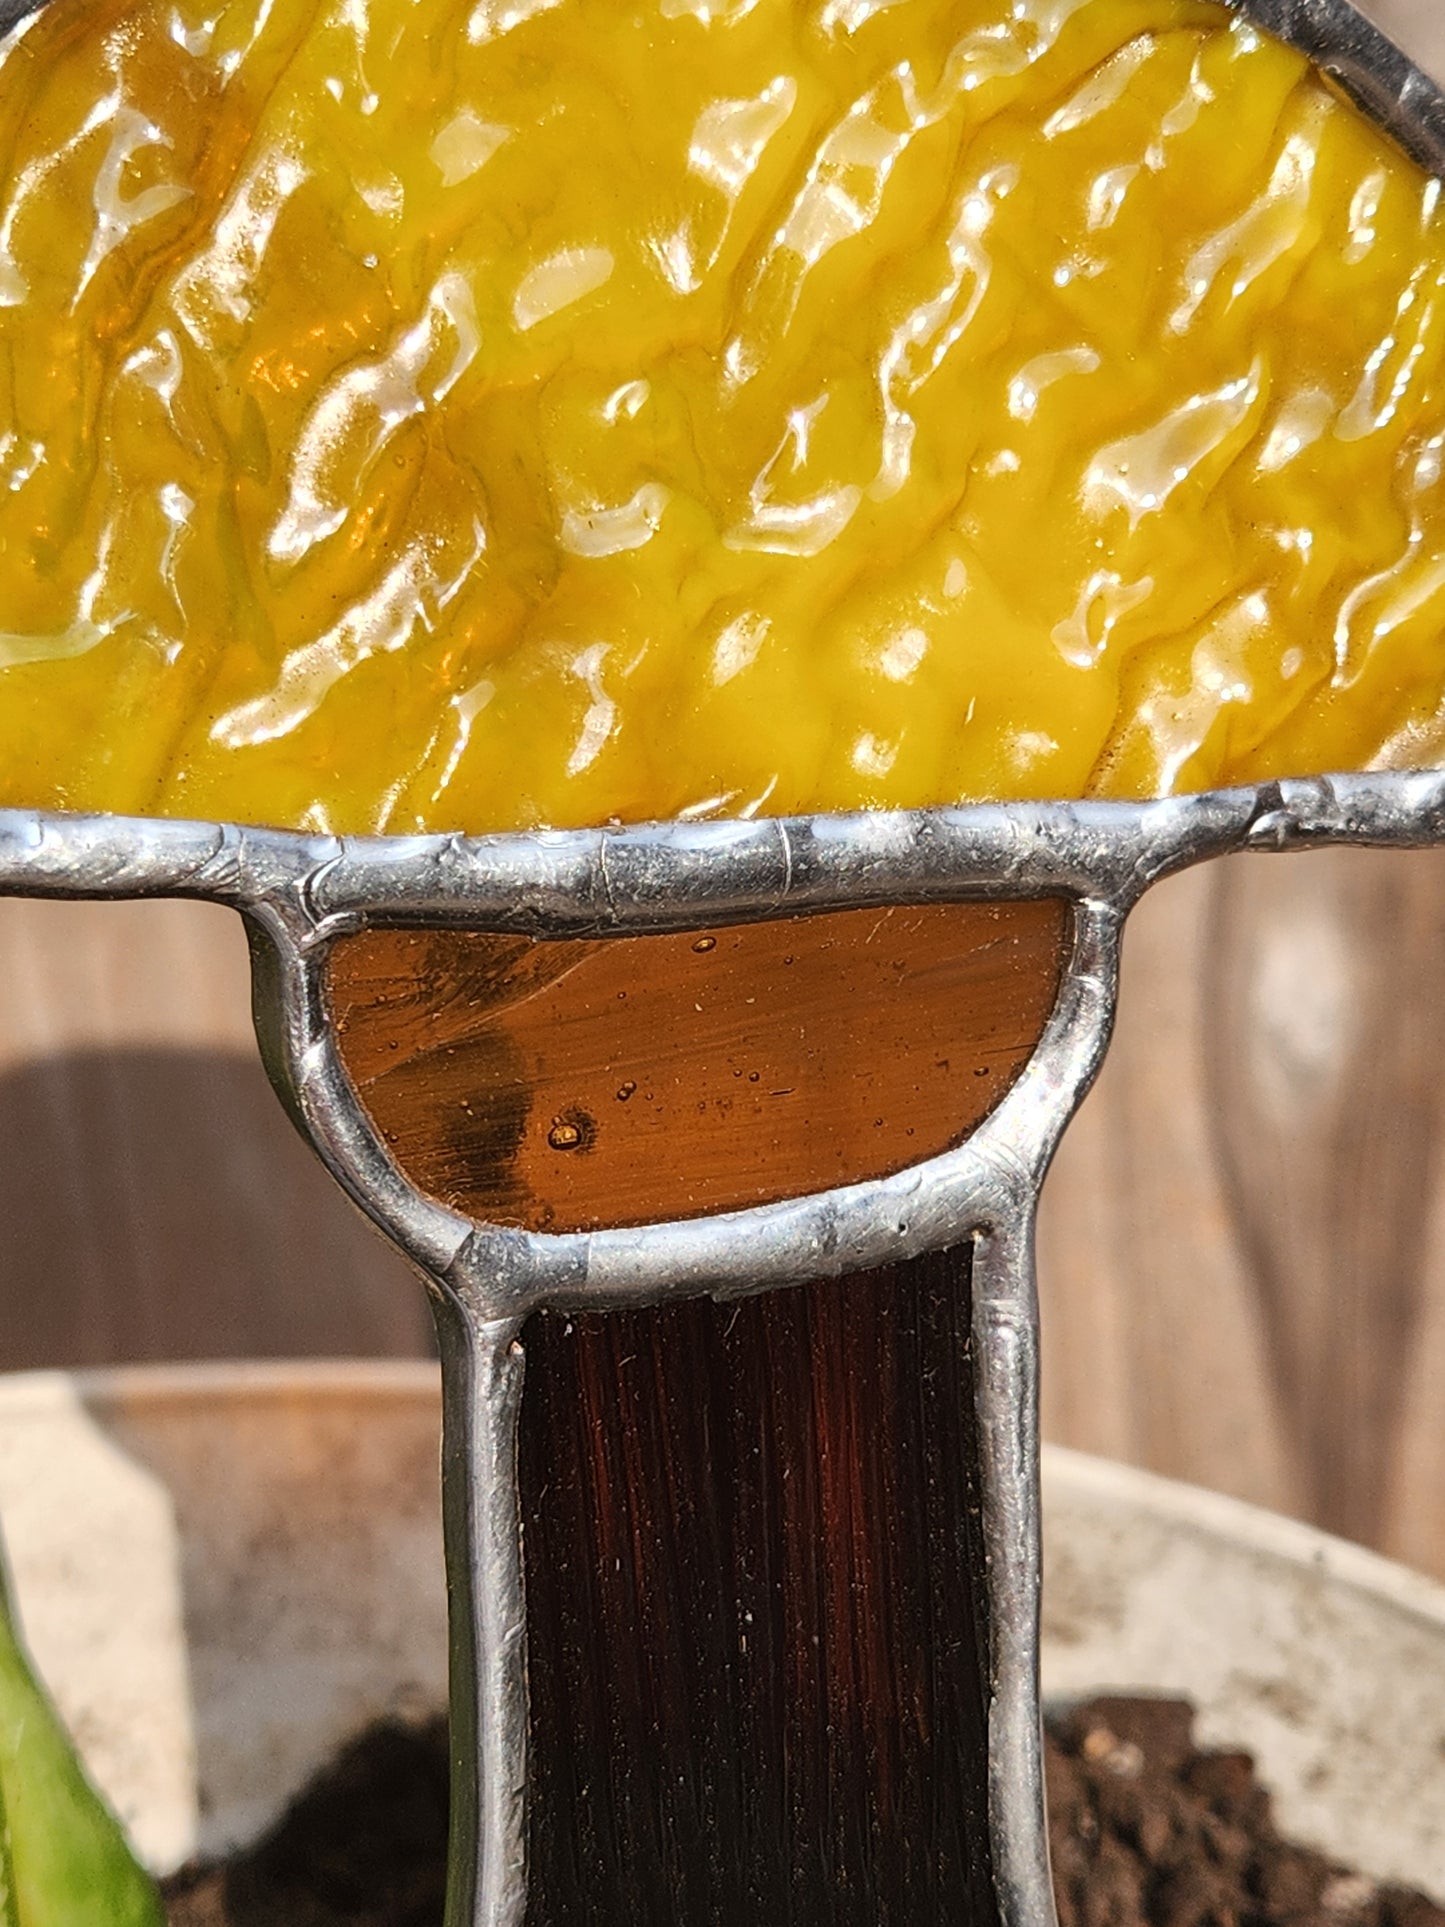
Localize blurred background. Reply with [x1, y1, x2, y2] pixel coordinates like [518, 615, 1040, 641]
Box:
[0, 0, 1442, 1579]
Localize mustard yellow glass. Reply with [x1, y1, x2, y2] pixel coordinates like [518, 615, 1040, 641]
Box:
[0, 0, 1441, 835]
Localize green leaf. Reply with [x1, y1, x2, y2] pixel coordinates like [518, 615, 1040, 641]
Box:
[0, 1764, 21, 1927]
[0, 1552, 164, 1927]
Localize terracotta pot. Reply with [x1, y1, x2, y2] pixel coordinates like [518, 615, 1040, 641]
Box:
[0, 1363, 1440, 1895]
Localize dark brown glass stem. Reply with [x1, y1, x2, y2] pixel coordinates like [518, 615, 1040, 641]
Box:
[517, 1248, 996, 1927]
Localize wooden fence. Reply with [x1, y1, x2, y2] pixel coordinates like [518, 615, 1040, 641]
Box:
[0, 0, 1441, 1579]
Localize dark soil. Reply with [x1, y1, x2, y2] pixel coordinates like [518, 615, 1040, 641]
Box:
[1046, 1698, 1444, 1927]
[164, 1720, 450, 1927]
[162, 1697, 1445, 1927]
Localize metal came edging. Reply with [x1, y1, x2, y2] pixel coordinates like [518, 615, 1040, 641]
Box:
[2, 1, 1444, 1923]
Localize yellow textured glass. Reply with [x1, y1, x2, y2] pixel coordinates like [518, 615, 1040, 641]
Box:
[0, 0, 1441, 834]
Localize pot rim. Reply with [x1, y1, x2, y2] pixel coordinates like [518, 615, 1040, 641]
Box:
[5, 1358, 1441, 1635]
[1041, 1440, 1445, 1637]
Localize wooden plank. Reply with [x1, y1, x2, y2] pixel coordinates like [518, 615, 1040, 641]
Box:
[1039, 847, 1445, 1579]
[0, 896, 427, 1368]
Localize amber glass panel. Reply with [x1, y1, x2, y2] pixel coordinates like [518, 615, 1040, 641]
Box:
[518, 1248, 995, 1927]
[325, 900, 1068, 1233]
